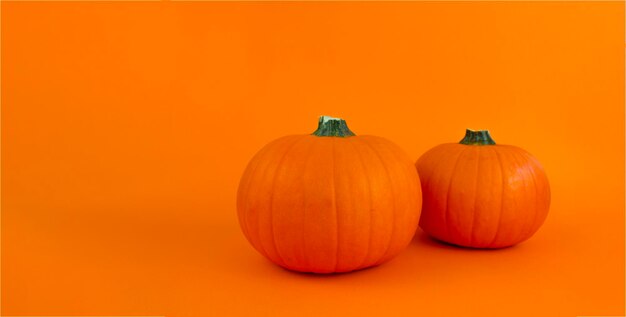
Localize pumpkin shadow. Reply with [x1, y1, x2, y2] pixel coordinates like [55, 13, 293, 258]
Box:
[412, 230, 517, 252]
[274, 261, 384, 278]
[268, 231, 519, 278]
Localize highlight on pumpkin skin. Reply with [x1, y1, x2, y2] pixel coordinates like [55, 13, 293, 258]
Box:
[237, 116, 422, 273]
[416, 129, 550, 249]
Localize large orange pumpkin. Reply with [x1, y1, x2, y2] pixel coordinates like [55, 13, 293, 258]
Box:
[417, 129, 550, 248]
[237, 116, 422, 273]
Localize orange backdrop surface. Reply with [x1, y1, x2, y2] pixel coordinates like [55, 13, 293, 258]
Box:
[2, 2, 624, 317]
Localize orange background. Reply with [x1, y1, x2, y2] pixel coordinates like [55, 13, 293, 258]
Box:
[2, 2, 624, 316]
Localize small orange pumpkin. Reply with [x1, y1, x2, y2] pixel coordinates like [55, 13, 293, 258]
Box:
[417, 129, 550, 248]
[237, 116, 422, 273]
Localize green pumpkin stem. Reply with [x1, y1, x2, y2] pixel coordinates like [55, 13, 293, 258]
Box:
[312, 116, 356, 137]
[459, 129, 496, 145]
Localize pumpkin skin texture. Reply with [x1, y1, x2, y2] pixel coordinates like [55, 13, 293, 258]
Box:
[237, 116, 422, 273]
[417, 130, 550, 249]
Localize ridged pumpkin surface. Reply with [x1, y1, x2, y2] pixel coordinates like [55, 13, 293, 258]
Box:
[238, 129, 421, 273]
[417, 135, 550, 249]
